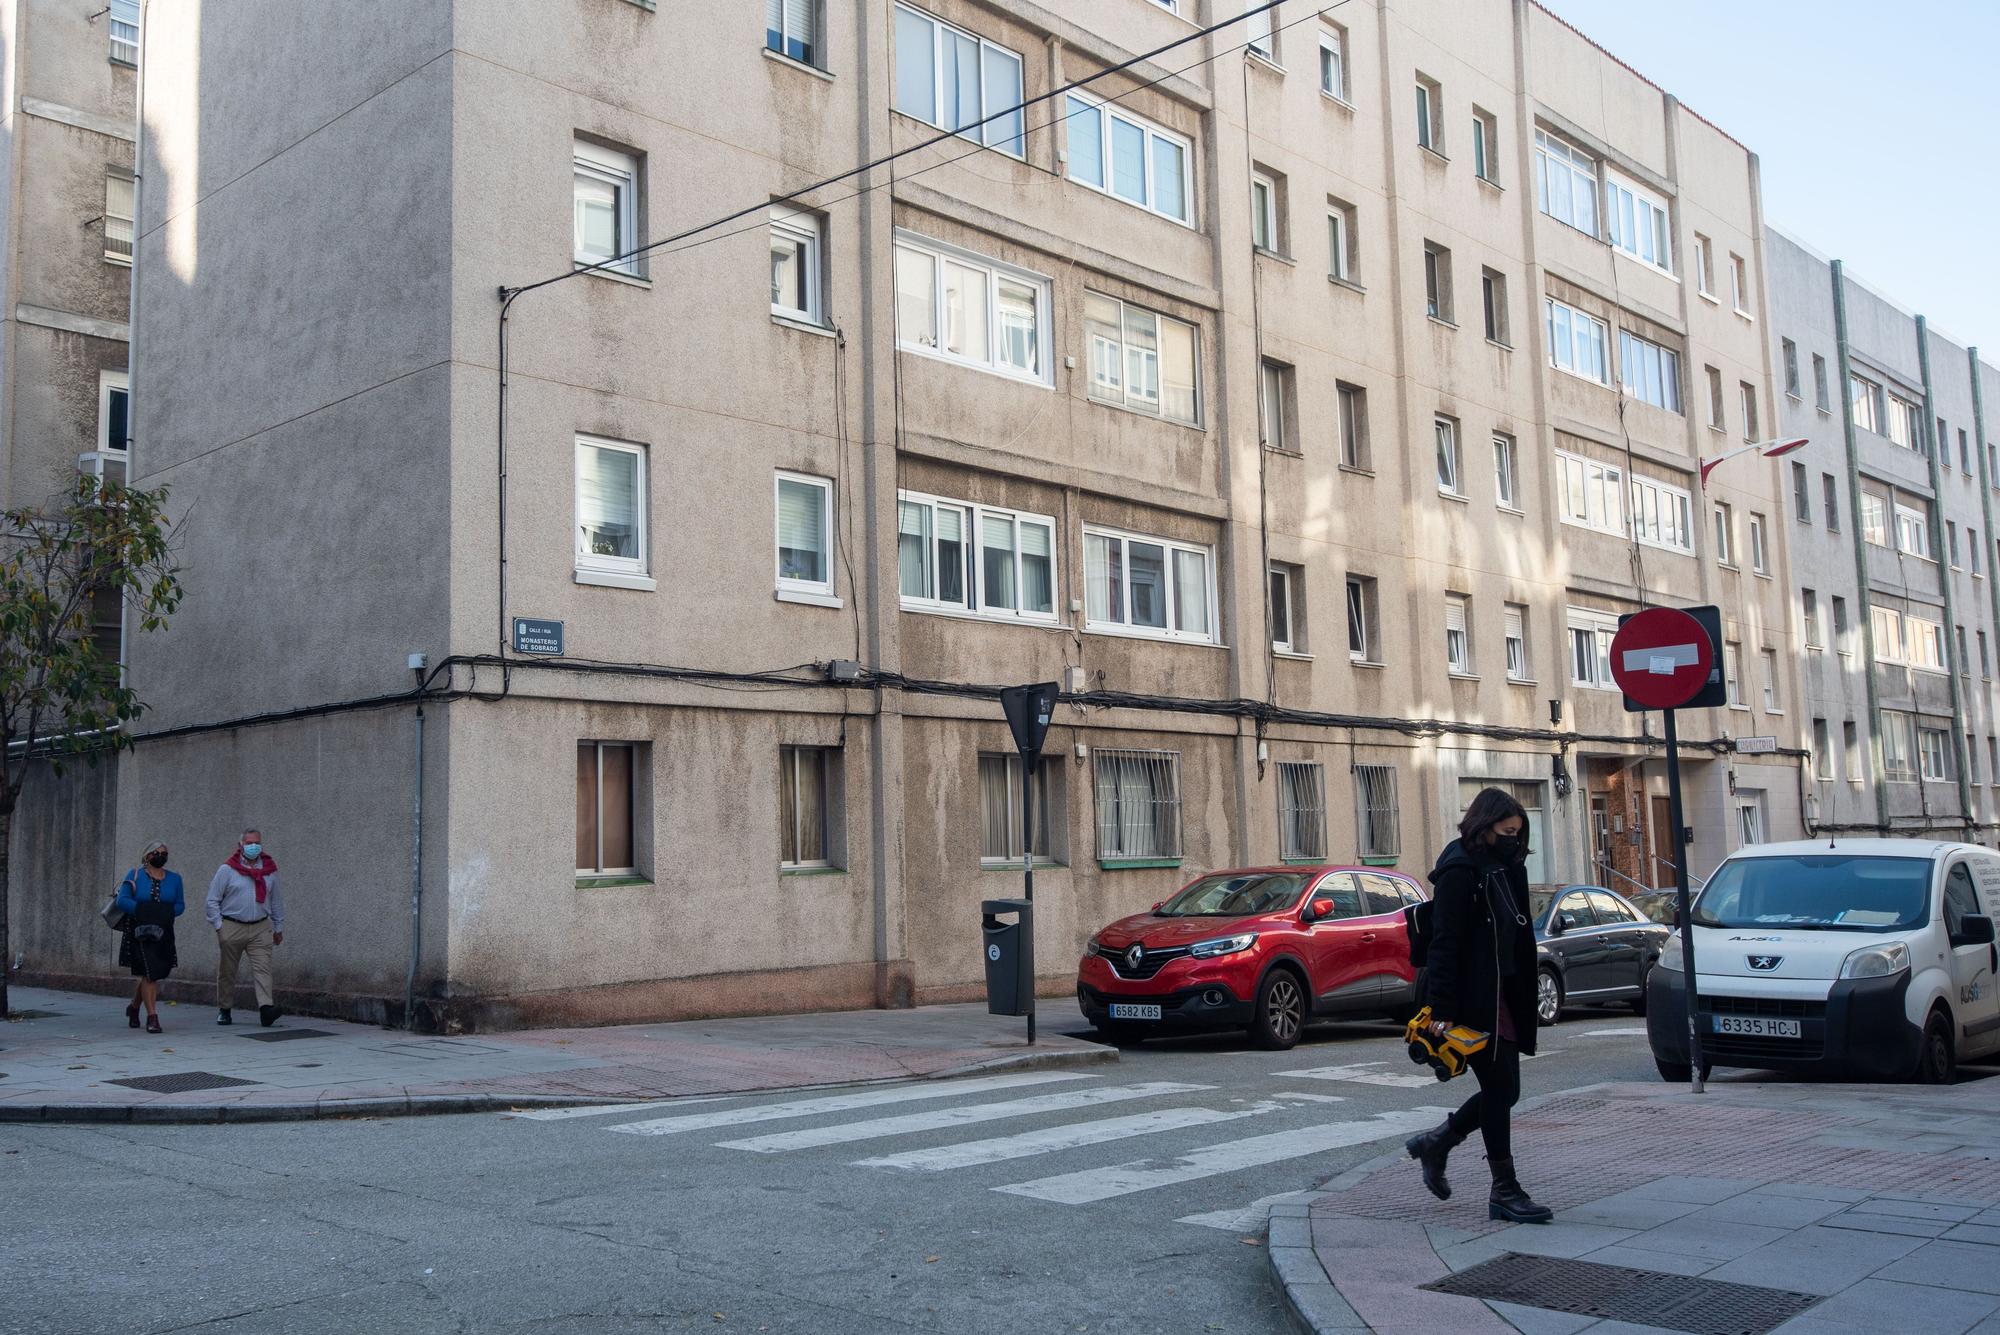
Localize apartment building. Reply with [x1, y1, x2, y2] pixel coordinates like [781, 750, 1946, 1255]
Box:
[1767, 230, 2000, 839]
[13, 0, 1802, 1029]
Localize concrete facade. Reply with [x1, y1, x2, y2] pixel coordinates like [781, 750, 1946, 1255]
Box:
[10, 0, 1810, 1029]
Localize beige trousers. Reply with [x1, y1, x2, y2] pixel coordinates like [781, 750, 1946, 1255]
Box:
[216, 917, 274, 1009]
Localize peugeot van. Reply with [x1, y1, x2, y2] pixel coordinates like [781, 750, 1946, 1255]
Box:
[1647, 840, 2000, 1083]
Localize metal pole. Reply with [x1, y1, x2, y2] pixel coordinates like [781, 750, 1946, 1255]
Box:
[1022, 757, 1036, 1045]
[1664, 709, 1705, 1093]
[403, 695, 424, 1030]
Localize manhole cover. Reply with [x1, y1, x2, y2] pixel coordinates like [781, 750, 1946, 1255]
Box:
[106, 1072, 262, 1094]
[1422, 1253, 1821, 1335]
[242, 1028, 333, 1042]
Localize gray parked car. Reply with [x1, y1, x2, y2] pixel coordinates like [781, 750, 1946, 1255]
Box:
[1531, 886, 1671, 1024]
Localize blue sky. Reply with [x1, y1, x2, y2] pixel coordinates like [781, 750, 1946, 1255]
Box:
[1536, 1, 2000, 357]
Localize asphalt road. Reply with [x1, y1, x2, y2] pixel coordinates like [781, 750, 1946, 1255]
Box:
[6, 1007, 1666, 1335]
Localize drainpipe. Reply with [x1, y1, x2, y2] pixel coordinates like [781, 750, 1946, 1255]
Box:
[403, 660, 426, 1030]
[1831, 261, 1889, 831]
[1972, 347, 2000, 813]
[1915, 317, 1973, 829]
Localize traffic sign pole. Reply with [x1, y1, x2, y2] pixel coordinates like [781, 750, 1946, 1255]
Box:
[1000, 683, 1058, 1047]
[1663, 709, 1705, 1094]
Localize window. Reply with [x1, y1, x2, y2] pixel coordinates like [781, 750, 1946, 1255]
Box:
[1269, 562, 1302, 652]
[1881, 713, 1916, 782]
[1481, 268, 1509, 344]
[1812, 719, 1833, 780]
[1949, 520, 1961, 568]
[1355, 764, 1400, 858]
[1347, 575, 1379, 663]
[1062, 93, 1191, 223]
[1823, 473, 1840, 532]
[1705, 365, 1726, 430]
[1243, 2, 1276, 62]
[1534, 130, 1597, 235]
[1629, 473, 1694, 553]
[1872, 606, 1905, 662]
[1556, 450, 1625, 537]
[1337, 381, 1369, 469]
[1567, 608, 1618, 689]
[1250, 171, 1280, 252]
[1802, 588, 1821, 648]
[1693, 233, 1714, 296]
[776, 472, 834, 600]
[1861, 490, 1889, 547]
[1504, 603, 1530, 681]
[576, 742, 638, 876]
[1792, 462, 1810, 523]
[1277, 762, 1327, 861]
[1960, 428, 1972, 474]
[1618, 329, 1681, 412]
[1813, 354, 1830, 411]
[1981, 630, 1990, 678]
[1850, 373, 1883, 434]
[1895, 500, 1932, 559]
[1740, 382, 1759, 441]
[1094, 749, 1182, 861]
[103, 172, 134, 265]
[1084, 525, 1215, 643]
[979, 754, 1055, 864]
[1546, 298, 1608, 382]
[1725, 640, 1744, 706]
[1845, 722, 1862, 780]
[97, 370, 129, 453]
[1781, 338, 1800, 399]
[893, 232, 1049, 382]
[1737, 798, 1765, 846]
[765, 0, 820, 67]
[779, 746, 838, 867]
[1326, 199, 1357, 281]
[898, 492, 1056, 621]
[1919, 728, 1951, 783]
[1971, 735, 1982, 785]
[893, 5, 1024, 155]
[1729, 252, 1750, 315]
[1749, 513, 1768, 574]
[1423, 241, 1453, 322]
[108, 0, 137, 64]
[1444, 592, 1472, 674]
[1958, 624, 1970, 675]
[1493, 433, 1519, 509]
[1990, 736, 1998, 784]
[1832, 595, 1850, 654]
[1318, 27, 1348, 101]
[574, 140, 641, 276]
[1907, 615, 1946, 672]
[1259, 358, 1293, 450]
[1887, 394, 1921, 451]
[575, 435, 647, 581]
[1473, 109, 1498, 183]
[1434, 415, 1461, 495]
[1713, 501, 1737, 566]
[769, 207, 824, 324]
[1761, 648, 1780, 712]
[1415, 76, 1441, 153]
[1604, 170, 1671, 272]
[1084, 291, 1200, 424]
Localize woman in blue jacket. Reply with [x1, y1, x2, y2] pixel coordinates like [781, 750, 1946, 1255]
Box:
[116, 841, 184, 1033]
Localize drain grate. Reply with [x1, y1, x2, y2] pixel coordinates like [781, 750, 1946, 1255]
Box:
[106, 1072, 262, 1094]
[242, 1028, 333, 1043]
[1422, 1253, 1821, 1335]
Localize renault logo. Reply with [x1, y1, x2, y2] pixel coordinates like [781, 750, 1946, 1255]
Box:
[1125, 944, 1146, 970]
[1748, 955, 1783, 971]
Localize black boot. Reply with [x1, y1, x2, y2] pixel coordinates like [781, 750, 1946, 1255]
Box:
[216, 1009, 233, 1026]
[1488, 1156, 1554, 1224]
[259, 1004, 281, 1028]
[1405, 1120, 1466, 1201]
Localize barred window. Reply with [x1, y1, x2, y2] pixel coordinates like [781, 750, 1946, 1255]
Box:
[1354, 764, 1399, 859]
[1277, 762, 1327, 862]
[1094, 749, 1182, 861]
[979, 754, 1057, 863]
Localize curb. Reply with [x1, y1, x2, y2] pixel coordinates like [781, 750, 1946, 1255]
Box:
[0, 1041, 1120, 1125]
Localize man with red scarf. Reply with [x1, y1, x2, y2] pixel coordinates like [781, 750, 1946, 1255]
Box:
[205, 828, 284, 1026]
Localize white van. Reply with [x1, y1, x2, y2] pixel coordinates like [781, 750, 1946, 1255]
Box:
[1646, 839, 2000, 1083]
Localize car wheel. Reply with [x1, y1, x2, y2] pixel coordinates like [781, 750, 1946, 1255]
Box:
[1630, 965, 1651, 1015]
[1536, 967, 1564, 1026]
[1250, 969, 1306, 1051]
[1913, 1011, 1956, 1085]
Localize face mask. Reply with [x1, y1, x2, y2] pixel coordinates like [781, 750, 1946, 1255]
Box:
[1490, 834, 1523, 860]
[147, 852, 167, 868]
[241, 843, 262, 860]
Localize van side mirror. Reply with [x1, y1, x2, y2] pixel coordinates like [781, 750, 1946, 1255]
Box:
[1954, 913, 1996, 947]
[1306, 897, 1334, 923]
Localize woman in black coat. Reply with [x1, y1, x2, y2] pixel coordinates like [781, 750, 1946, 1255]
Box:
[1404, 787, 1553, 1223]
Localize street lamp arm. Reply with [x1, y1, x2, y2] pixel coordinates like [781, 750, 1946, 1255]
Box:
[1698, 437, 1810, 488]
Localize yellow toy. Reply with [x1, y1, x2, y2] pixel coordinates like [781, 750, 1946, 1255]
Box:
[1404, 1006, 1492, 1081]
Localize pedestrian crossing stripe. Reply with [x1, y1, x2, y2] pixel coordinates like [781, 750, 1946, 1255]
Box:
[714, 1082, 1212, 1154]
[852, 1105, 1256, 1173]
[1279, 1060, 1439, 1089]
[603, 1070, 1091, 1138]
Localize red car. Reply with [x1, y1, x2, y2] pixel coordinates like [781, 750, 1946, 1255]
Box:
[1076, 865, 1429, 1050]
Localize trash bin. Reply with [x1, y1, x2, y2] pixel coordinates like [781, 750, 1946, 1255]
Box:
[981, 898, 1033, 1017]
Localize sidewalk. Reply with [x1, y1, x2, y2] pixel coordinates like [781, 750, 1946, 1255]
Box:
[0, 986, 1113, 1123]
[1270, 1077, 2000, 1335]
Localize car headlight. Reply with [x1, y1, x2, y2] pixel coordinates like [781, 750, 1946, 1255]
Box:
[1085, 933, 1101, 954]
[1189, 932, 1258, 959]
[1840, 941, 1909, 979]
[1656, 935, 1683, 970]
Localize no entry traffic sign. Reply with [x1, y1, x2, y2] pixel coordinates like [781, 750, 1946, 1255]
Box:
[1610, 607, 1715, 712]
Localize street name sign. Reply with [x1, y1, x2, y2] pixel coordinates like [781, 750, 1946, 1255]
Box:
[512, 617, 565, 656]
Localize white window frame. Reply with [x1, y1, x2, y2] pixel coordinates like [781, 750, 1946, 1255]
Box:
[1337, 381, 1368, 470]
[1259, 359, 1290, 450]
[1802, 588, 1821, 649]
[576, 741, 639, 877]
[1504, 603, 1530, 682]
[1603, 169, 1672, 273]
[765, 0, 821, 67]
[1444, 592, 1472, 675]
[574, 434, 649, 584]
[97, 369, 130, 454]
[1782, 339, 1801, 399]
[980, 753, 1057, 865]
[1740, 381, 1760, 441]
[1346, 575, 1378, 664]
[898, 490, 1057, 624]
[1887, 394, 1921, 451]
[1725, 640, 1744, 707]
[892, 230, 1052, 385]
[779, 745, 838, 869]
[108, 0, 138, 64]
[1084, 524, 1218, 645]
[574, 139, 641, 278]
[1813, 719, 1834, 780]
[1493, 433, 1518, 510]
[1415, 76, 1441, 154]
[1434, 415, 1462, 495]
[1919, 728, 1950, 783]
[1713, 501, 1735, 566]
[1881, 712, 1916, 783]
[775, 470, 836, 603]
[1269, 562, 1298, 653]
[1861, 490, 1890, 548]
[892, 4, 1025, 156]
[1850, 373, 1883, 434]
[1628, 473, 1694, 554]
[1729, 252, 1751, 316]
[1084, 290, 1201, 425]
[1250, 172, 1279, 252]
[1749, 512, 1769, 573]
[1908, 616, 1947, 674]
[1481, 267, 1509, 345]
[1423, 241, 1452, 322]
[1472, 108, 1498, 184]
[1534, 129, 1598, 236]
[1567, 607, 1619, 690]
[1618, 329, 1682, 413]
[769, 207, 824, 325]
[104, 171, 134, 265]
[1693, 233, 1714, 297]
[1243, 4, 1276, 63]
[1872, 606, 1906, 663]
[1545, 297, 1609, 384]
[1895, 501, 1933, 560]
[1555, 449, 1625, 538]
[1326, 205, 1353, 281]
[1062, 90, 1193, 225]
[1318, 27, 1347, 102]
[1760, 648, 1781, 713]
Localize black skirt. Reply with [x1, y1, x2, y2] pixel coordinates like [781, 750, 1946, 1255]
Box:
[120, 924, 176, 981]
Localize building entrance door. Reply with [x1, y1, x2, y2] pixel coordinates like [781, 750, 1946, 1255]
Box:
[1649, 795, 1675, 890]
[1589, 795, 1612, 888]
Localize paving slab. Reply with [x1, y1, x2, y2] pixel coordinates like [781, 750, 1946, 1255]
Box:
[1700, 1223, 1927, 1295]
